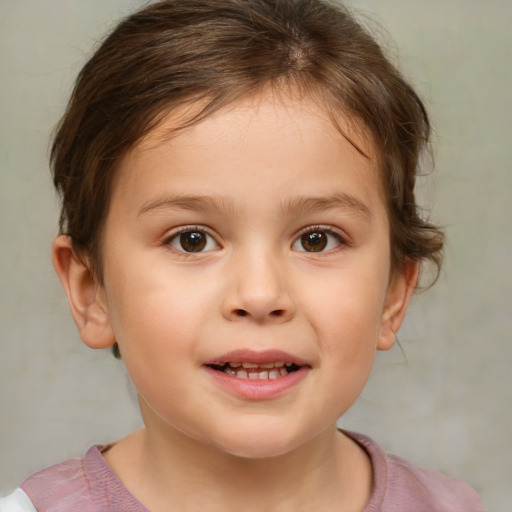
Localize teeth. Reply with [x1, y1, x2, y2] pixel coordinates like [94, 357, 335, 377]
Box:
[222, 366, 294, 379]
[217, 361, 300, 379]
[231, 361, 288, 369]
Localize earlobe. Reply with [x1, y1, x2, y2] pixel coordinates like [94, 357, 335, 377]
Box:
[52, 235, 116, 349]
[377, 260, 419, 351]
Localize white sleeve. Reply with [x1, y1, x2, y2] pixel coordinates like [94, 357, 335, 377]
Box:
[0, 489, 37, 512]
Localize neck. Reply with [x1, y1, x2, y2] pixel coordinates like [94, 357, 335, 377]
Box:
[104, 419, 372, 512]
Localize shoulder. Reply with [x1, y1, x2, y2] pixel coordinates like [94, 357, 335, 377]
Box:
[15, 447, 101, 512]
[10, 446, 148, 512]
[383, 452, 485, 511]
[346, 432, 486, 512]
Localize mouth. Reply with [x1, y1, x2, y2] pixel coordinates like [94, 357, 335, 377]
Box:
[203, 350, 309, 399]
[205, 361, 302, 380]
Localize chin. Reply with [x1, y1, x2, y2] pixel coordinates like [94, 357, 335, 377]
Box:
[224, 441, 292, 459]
[206, 422, 310, 460]
[220, 442, 298, 460]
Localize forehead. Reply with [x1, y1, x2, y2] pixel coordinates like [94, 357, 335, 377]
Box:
[137, 89, 374, 157]
[113, 90, 384, 220]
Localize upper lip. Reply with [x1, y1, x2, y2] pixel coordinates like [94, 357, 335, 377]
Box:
[203, 349, 309, 367]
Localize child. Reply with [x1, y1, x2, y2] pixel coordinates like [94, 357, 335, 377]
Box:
[0, 0, 485, 510]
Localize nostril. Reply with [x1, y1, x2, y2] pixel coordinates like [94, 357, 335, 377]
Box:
[232, 308, 288, 319]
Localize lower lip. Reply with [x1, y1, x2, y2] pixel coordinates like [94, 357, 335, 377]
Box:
[204, 366, 309, 400]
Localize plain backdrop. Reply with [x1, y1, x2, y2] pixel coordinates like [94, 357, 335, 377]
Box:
[1, 1, 510, 510]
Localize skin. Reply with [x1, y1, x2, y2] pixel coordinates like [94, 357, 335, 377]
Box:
[53, 90, 418, 512]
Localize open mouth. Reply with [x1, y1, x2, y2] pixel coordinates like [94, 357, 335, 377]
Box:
[205, 361, 302, 380]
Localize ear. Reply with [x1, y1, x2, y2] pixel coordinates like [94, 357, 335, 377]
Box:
[52, 235, 116, 349]
[377, 260, 419, 351]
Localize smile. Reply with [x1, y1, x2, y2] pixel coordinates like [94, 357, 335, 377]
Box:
[206, 362, 301, 380]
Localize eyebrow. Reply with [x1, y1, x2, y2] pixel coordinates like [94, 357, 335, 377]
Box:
[280, 193, 373, 220]
[138, 192, 372, 220]
[138, 195, 236, 217]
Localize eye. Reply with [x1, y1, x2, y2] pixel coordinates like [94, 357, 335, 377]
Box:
[292, 227, 344, 253]
[167, 228, 219, 253]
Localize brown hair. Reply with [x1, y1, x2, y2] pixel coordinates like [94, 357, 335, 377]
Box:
[51, 0, 443, 283]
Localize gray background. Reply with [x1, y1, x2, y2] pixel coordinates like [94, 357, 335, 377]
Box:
[1, 1, 510, 510]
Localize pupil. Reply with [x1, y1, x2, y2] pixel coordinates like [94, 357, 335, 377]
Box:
[180, 231, 206, 252]
[301, 231, 327, 252]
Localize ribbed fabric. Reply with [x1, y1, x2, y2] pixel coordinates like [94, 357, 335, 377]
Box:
[353, 433, 486, 512]
[15, 432, 484, 511]
[19, 445, 148, 512]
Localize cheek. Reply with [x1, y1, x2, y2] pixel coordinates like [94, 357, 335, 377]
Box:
[303, 264, 389, 384]
[309, 268, 387, 337]
[103, 254, 222, 364]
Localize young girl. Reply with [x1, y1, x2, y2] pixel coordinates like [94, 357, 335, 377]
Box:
[0, 0, 485, 510]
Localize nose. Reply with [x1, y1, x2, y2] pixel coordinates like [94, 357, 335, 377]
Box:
[222, 251, 295, 324]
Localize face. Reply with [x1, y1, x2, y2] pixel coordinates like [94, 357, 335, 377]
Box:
[91, 91, 411, 458]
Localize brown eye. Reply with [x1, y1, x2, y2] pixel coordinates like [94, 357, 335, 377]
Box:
[180, 231, 206, 252]
[169, 229, 218, 253]
[292, 227, 344, 253]
[300, 231, 328, 252]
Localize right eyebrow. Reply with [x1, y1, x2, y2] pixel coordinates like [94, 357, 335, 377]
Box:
[137, 194, 237, 217]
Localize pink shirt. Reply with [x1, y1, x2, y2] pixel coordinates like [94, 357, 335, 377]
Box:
[16, 432, 485, 511]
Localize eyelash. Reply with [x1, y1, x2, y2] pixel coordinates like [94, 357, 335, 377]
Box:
[162, 225, 347, 254]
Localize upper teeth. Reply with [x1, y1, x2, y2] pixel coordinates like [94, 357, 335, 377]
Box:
[225, 367, 288, 379]
[238, 362, 286, 369]
[221, 362, 295, 380]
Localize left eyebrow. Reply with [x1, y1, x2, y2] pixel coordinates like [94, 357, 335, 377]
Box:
[280, 193, 373, 221]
